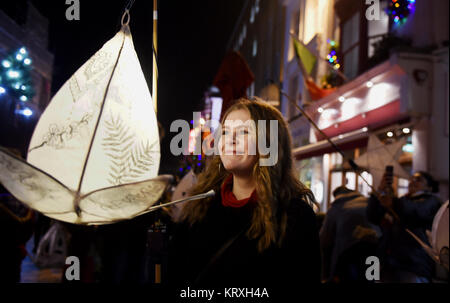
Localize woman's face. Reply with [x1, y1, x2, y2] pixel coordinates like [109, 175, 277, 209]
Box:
[408, 173, 428, 194]
[219, 109, 258, 176]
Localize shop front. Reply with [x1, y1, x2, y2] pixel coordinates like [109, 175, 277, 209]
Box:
[290, 54, 429, 212]
[294, 126, 413, 212]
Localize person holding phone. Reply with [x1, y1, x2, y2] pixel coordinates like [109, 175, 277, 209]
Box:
[367, 170, 443, 282]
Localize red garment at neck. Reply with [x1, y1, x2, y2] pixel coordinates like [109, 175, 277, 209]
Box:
[221, 174, 257, 208]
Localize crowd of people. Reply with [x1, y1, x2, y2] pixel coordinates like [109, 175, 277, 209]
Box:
[320, 171, 446, 283]
[0, 97, 448, 285]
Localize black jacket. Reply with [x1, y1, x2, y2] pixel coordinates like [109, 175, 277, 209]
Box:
[367, 191, 442, 278]
[168, 195, 321, 288]
[320, 191, 380, 280]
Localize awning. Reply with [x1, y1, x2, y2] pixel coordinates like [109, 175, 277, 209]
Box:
[293, 128, 369, 160]
[318, 99, 408, 139]
[302, 59, 408, 140]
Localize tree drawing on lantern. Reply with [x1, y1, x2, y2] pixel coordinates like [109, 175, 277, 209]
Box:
[103, 113, 157, 185]
[28, 112, 93, 152]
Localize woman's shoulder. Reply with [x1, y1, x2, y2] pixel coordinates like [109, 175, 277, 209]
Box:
[287, 196, 315, 212]
[285, 197, 317, 226]
[401, 192, 443, 206]
[281, 197, 319, 247]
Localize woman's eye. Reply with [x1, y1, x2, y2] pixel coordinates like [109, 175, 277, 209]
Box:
[222, 130, 229, 135]
[238, 130, 248, 135]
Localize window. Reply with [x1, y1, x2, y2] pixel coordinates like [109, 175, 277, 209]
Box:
[345, 171, 357, 190]
[288, 9, 301, 62]
[330, 171, 343, 203]
[367, 1, 389, 58]
[252, 39, 258, 57]
[238, 25, 247, 49]
[397, 178, 409, 197]
[255, 0, 260, 14]
[250, 6, 255, 24]
[298, 156, 326, 210]
[288, 75, 299, 120]
[337, 0, 392, 79]
[292, 8, 300, 37]
[358, 171, 373, 196]
[341, 11, 360, 79]
[330, 152, 343, 167]
[247, 82, 255, 97]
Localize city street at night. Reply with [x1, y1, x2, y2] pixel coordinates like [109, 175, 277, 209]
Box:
[0, 0, 448, 300]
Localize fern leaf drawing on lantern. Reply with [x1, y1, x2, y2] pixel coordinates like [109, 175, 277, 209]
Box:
[103, 113, 157, 185]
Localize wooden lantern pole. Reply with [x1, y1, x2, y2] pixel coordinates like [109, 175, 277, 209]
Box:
[152, 0, 158, 113]
[152, 0, 160, 284]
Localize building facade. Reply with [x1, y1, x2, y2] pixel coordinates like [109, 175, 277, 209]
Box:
[222, 0, 448, 210]
[0, 2, 54, 153]
[0, 2, 54, 111]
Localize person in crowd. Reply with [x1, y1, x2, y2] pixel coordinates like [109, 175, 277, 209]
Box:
[32, 213, 51, 255]
[169, 98, 321, 288]
[320, 186, 380, 283]
[315, 211, 326, 234]
[0, 185, 34, 283]
[62, 214, 153, 283]
[367, 171, 443, 282]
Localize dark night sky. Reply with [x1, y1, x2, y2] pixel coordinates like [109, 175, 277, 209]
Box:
[2, 0, 244, 174]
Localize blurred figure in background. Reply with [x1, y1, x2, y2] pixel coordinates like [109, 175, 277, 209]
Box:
[367, 171, 443, 282]
[320, 186, 380, 283]
[0, 185, 34, 283]
[32, 213, 51, 254]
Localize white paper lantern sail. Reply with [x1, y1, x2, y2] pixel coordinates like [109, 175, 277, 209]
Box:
[406, 201, 449, 270]
[169, 170, 197, 222]
[0, 24, 168, 225]
[354, 134, 410, 187]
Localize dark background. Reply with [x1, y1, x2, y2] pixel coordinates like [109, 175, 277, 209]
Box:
[1, 0, 244, 174]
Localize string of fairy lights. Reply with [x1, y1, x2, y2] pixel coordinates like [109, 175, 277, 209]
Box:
[313, 0, 417, 142]
[0, 46, 34, 117]
[386, 0, 416, 25]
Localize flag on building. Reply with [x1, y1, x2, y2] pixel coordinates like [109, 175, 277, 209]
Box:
[292, 36, 336, 101]
[292, 38, 317, 76]
[305, 78, 336, 101]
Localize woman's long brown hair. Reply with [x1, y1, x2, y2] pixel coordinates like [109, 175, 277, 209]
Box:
[180, 98, 315, 252]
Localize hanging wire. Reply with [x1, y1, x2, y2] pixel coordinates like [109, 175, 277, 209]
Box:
[120, 0, 136, 27]
[119, 0, 158, 75]
[124, 0, 136, 12]
[118, 0, 159, 111]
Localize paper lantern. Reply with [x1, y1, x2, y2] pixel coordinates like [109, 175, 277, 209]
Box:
[169, 170, 197, 222]
[0, 24, 168, 225]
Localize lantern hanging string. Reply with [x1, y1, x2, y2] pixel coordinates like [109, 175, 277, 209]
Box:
[119, 0, 159, 111]
[121, 0, 136, 26]
[124, 0, 136, 12]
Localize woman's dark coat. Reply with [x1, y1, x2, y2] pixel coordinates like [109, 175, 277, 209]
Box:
[168, 195, 321, 287]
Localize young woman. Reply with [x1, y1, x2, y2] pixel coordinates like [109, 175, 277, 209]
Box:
[169, 98, 321, 287]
